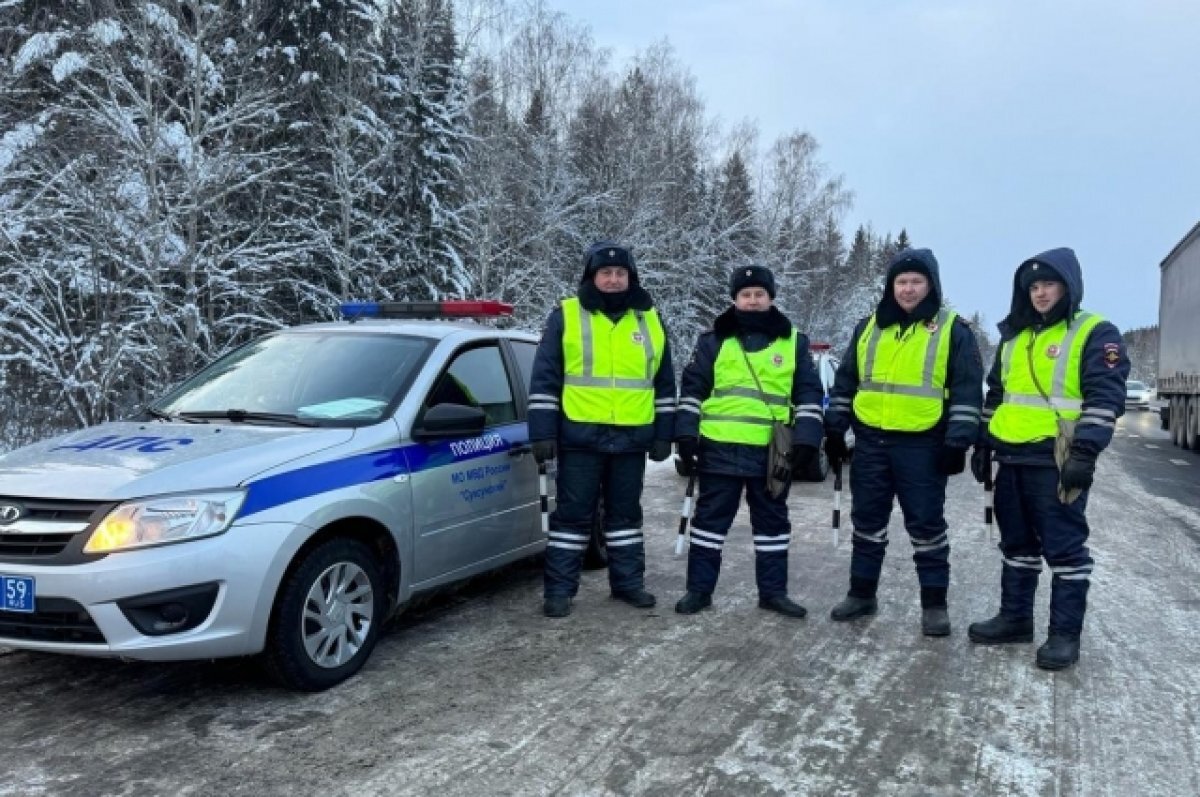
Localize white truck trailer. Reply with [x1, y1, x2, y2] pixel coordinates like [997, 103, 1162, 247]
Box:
[1159, 220, 1200, 449]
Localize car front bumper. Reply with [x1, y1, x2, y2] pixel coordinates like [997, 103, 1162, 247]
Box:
[0, 521, 299, 661]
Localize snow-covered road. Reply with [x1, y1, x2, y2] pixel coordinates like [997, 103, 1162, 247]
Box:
[1, 416, 1197, 796]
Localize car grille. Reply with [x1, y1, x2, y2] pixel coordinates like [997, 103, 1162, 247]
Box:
[0, 597, 106, 644]
[0, 497, 112, 563]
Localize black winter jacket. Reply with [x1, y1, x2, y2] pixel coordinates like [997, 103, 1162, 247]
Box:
[674, 306, 824, 477]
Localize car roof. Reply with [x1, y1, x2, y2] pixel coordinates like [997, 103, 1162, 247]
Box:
[282, 319, 539, 344]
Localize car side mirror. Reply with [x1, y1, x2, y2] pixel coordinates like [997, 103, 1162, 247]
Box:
[412, 403, 487, 440]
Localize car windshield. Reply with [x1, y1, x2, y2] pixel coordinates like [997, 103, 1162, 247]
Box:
[1127, 381, 1147, 391]
[154, 331, 433, 425]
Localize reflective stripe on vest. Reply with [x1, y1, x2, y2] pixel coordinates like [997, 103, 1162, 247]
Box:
[989, 311, 1103, 444]
[700, 332, 797, 446]
[852, 309, 955, 432]
[561, 297, 664, 425]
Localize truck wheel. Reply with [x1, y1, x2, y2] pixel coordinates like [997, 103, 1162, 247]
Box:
[1180, 398, 1190, 448]
[264, 538, 385, 691]
[1187, 397, 1199, 451]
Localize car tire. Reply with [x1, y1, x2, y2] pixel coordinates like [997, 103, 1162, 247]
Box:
[582, 502, 608, 570]
[264, 538, 386, 691]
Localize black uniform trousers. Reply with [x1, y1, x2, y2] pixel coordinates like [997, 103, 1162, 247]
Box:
[685, 472, 792, 598]
[848, 434, 950, 588]
[544, 449, 647, 598]
[993, 462, 1093, 635]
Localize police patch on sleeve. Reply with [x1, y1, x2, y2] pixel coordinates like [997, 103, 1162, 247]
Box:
[1102, 342, 1121, 368]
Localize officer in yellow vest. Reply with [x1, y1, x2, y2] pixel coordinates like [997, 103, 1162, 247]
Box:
[673, 265, 824, 618]
[529, 242, 676, 618]
[968, 248, 1128, 670]
[824, 248, 983, 635]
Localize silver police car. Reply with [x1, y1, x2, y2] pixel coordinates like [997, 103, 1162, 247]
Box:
[0, 301, 560, 690]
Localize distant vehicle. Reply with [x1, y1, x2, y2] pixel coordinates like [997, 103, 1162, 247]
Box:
[674, 342, 847, 483]
[0, 300, 584, 691]
[1125, 380, 1152, 411]
[1157, 221, 1200, 449]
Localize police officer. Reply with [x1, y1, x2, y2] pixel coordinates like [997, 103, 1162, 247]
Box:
[673, 265, 823, 618]
[825, 248, 983, 635]
[529, 241, 676, 618]
[968, 248, 1128, 670]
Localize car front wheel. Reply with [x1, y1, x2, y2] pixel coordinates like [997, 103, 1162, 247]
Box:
[264, 538, 385, 691]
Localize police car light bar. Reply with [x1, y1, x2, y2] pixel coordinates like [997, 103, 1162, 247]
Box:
[340, 300, 514, 320]
[809, 342, 833, 351]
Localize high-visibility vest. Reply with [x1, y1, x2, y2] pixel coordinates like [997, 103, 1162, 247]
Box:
[560, 297, 664, 426]
[852, 309, 955, 432]
[989, 311, 1104, 443]
[700, 332, 797, 446]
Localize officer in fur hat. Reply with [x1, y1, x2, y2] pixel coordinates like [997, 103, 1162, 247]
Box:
[673, 264, 824, 618]
[529, 241, 676, 618]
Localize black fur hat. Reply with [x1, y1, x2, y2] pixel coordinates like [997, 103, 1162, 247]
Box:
[728, 264, 776, 299]
[581, 241, 638, 284]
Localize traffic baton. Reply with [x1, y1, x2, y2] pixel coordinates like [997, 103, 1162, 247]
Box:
[831, 459, 843, 548]
[673, 472, 697, 558]
[982, 450, 994, 543]
[538, 462, 550, 535]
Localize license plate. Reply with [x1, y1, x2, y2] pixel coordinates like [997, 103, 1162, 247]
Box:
[1, 574, 35, 613]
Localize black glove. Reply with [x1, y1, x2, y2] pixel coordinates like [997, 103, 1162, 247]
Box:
[676, 437, 699, 476]
[937, 444, 968, 475]
[648, 439, 672, 462]
[790, 444, 818, 471]
[824, 431, 849, 468]
[1060, 448, 1097, 492]
[531, 439, 556, 464]
[970, 445, 991, 484]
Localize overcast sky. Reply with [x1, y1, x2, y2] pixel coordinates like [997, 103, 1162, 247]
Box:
[545, 0, 1199, 334]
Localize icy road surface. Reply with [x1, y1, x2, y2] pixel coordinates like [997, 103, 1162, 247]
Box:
[1, 409, 1197, 796]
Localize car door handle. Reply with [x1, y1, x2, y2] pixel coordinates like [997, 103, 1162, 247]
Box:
[508, 443, 532, 457]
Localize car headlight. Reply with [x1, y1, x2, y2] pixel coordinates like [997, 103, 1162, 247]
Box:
[84, 491, 247, 554]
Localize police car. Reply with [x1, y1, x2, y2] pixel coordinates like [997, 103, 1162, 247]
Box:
[0, 301, 578, 691]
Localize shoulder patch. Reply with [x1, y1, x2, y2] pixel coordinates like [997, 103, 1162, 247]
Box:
[1102, 342, 1120, 368]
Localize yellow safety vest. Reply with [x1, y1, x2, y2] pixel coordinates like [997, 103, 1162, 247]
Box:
[700, 332, 797, 446]
[852, 309, 955, 432]
[989, 311, 1104, 444]
[561, 297, 664, 426]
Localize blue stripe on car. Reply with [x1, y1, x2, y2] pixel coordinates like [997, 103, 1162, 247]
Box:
[238, 423, 528, 519]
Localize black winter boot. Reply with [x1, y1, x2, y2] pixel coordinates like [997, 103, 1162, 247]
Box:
[758, 595, 808, 618]
[674, 591, 712, 615]
[1036, 631, 1081, 670]
[543, 596, 571, 618]
[830, 577, 878, 621]
[920, 586, 950, 637]
[967, 613, 1034, 644]
[612, 588, 657, 609]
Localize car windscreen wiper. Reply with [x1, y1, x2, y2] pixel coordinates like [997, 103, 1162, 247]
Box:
[177, 410, 320, 427]
[145, 406, 210, 424]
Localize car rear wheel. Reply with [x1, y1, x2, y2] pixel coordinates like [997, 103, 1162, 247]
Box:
[264, 538, 385, 691]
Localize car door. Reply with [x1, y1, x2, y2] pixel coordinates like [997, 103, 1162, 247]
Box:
[503, 338, 547, 546]
[408, 342, 529, 583]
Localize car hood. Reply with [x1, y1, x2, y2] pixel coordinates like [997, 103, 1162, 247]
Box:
[0, 421, 356, 500]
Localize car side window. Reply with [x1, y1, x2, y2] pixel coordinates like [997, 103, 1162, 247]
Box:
[511, 341, 536, 397]
[425, 344, 517, 426]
